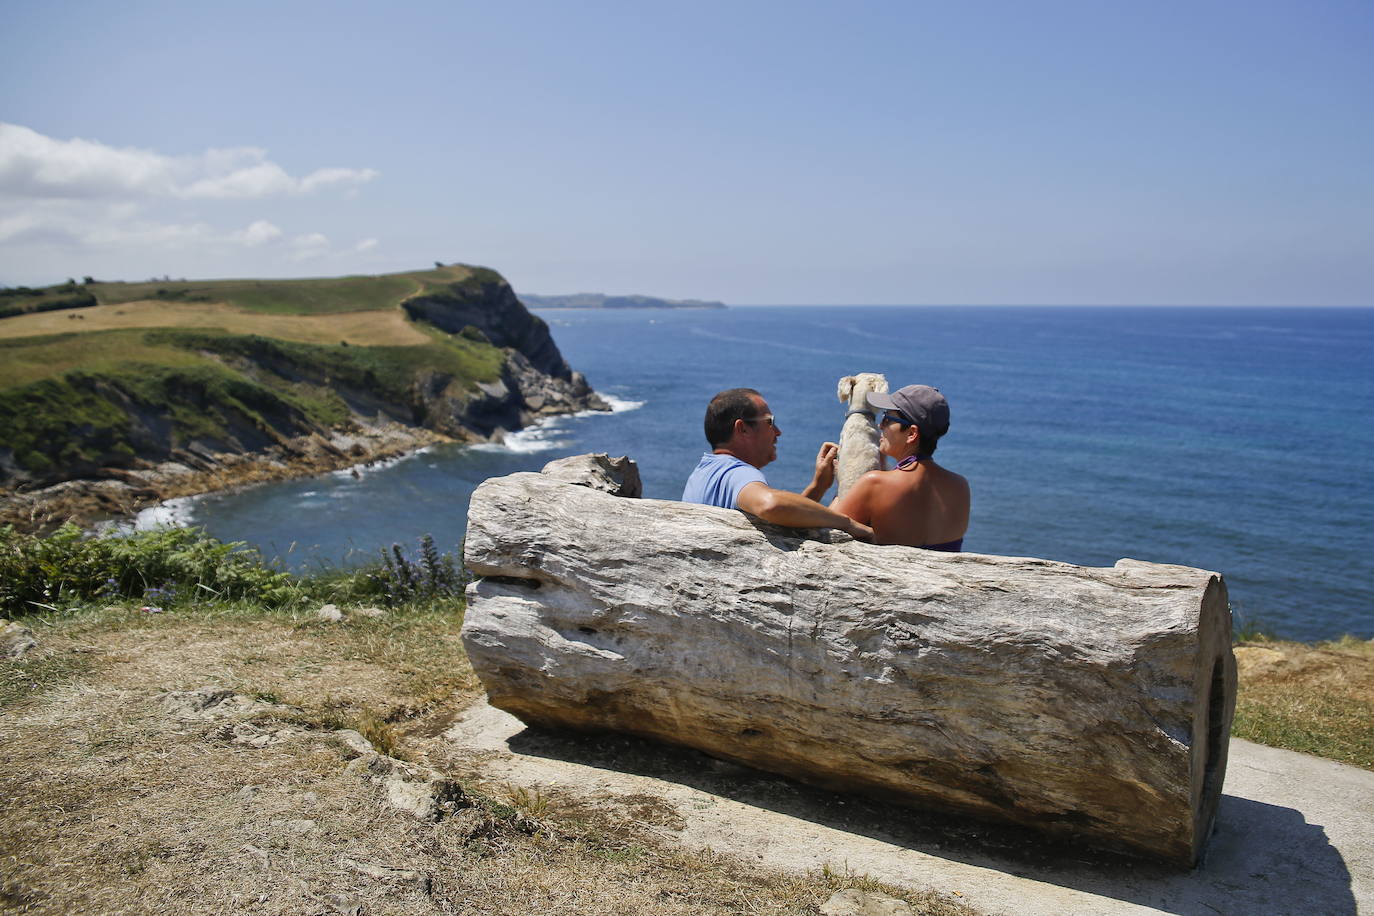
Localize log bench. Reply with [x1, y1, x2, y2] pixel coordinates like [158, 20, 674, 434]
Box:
[460, 454, 1236, 866]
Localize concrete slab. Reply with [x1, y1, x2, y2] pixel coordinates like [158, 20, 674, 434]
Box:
[448, 700, 1373, 916]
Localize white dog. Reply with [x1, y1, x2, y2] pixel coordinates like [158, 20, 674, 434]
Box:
[835, 373, 888, 498]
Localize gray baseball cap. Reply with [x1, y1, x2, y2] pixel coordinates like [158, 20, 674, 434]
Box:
[867, 385, 950, 437]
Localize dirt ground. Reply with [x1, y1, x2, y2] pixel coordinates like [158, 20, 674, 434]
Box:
[0, 609, 977, 916]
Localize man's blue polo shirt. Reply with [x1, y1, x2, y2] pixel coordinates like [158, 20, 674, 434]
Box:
[681, 453, 767, 509]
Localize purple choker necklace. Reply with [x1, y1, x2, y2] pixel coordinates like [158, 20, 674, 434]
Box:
[895, 455, 922, 470]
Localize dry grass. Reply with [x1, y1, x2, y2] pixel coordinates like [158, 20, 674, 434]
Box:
[0, 607, 978, 916]
[0, 300, 430, 347]
[1233, 636, 1374, 769]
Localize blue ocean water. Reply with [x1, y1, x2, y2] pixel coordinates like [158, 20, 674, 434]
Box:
[159, 306, 1374, 642]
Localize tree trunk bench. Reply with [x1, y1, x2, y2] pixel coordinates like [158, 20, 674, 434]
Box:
[460, 456, 1235, 865]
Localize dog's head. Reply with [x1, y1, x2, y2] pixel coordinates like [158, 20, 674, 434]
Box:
[837, 372, 889, 409]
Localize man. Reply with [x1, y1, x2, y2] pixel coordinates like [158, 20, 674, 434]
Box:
[682, 388, 874, 540]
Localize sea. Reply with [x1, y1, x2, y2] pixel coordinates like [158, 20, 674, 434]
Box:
[137, 305, 1374, 642]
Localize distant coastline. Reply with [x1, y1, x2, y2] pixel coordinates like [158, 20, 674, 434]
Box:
[519, 292, 726, 310]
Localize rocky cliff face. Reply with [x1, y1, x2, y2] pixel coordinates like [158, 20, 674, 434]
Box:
[404, 270, 572, 380]
[437, 351, 603, 440]
[403, 269, 607, 437]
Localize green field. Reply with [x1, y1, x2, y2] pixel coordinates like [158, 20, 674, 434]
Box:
[0, 329, 208, 388]
[84, 264, 481, 315]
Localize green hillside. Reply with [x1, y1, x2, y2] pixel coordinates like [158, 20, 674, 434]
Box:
[0, 265, 519, 488]
[84, 263, 491, 315]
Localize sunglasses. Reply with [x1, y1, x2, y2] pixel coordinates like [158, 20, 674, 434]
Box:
[744, 414, 778, 428]
[879, 412, 914, 428]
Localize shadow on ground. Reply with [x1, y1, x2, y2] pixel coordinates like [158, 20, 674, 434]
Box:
[506, 724, 1356, 916]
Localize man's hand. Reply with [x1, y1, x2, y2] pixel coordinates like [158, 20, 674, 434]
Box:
[802, 441, 839, 501]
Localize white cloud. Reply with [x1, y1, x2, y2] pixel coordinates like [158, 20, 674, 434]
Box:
[0, 124, 382, 282]
[180, 162, 295, 199]
[288, 232, 331, 260]
[0, 124, 177, 198]
[83, 219, 216, 248]
[231, 220, 284, 246]
[0, 201, 284, 252]
[0, 123, 379, 201]
[355, 237, 379, 252]
[300, 167, 380, 194]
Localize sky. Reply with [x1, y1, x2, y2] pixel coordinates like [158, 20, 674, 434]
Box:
[1, 0, 1371, 305]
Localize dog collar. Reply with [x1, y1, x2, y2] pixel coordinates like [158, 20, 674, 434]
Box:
[845, 408, 876, 420]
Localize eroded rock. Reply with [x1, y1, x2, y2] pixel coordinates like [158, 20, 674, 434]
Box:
[215, 720, 297, 748]
[540, 453, 642, 498]
[159, 686, 261, 719]
[334, 729, 375, 758]
[1, 620, 37, 658]
[820, 889, 913, 916]
[349, 753, 467, 822]
[344, 858, 432, 893]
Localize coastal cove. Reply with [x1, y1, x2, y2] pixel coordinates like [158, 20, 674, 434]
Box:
[149, 305, 1374, 643]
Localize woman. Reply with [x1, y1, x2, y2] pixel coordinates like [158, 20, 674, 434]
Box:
[830, 384, 970, 550]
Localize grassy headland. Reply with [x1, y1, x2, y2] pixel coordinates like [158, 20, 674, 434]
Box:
[0, 265, 557, 518]
[85, 264, 479, 314]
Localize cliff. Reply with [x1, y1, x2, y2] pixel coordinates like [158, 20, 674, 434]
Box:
[0, 265, 608, 530]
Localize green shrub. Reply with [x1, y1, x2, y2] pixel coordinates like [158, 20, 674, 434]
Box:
[0, 524, 296, 615]
[18, 450, 54, 473]
[32, 291, 97, 313]
[0, 284, 96, 314]
[313, 535, 468, 607]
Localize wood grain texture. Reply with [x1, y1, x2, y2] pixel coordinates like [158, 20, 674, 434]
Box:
[461, 460, 1235, 865]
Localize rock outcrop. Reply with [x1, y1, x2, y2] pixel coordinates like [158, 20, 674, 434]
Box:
[461, 458, 1237, 866]
[448, 350, 604, 440]
[539, 452, 642, 497]
[406, 270, 573, 379]
[402, 269, 607, 436]
[2, 620, 37, 658]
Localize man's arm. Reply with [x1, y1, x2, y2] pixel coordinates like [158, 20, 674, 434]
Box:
[737, 481, 873, 541]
